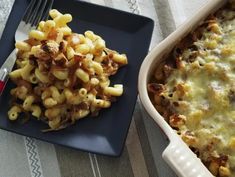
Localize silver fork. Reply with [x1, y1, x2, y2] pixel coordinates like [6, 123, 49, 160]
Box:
[0, 0, 54, 95]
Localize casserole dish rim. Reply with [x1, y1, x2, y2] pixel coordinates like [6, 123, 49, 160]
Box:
[138, 0, 229, 176]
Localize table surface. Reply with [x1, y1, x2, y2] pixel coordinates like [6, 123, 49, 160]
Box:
[0, 0, 209, 177]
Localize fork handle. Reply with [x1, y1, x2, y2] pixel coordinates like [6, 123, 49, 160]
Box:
[0, 68, 8, 95]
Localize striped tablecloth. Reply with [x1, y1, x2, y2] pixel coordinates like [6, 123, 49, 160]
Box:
[0, 0, 209, 177]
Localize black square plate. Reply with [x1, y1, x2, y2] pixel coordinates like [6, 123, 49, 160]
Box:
[0, 0, 153, 156]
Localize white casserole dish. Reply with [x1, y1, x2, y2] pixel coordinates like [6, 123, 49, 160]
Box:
[138, 0, 228, 177]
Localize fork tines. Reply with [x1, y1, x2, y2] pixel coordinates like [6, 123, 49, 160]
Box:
[23, 0, 54, 27]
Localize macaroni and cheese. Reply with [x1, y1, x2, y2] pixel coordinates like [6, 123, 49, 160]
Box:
[148, 2, 235, 177]
[8, 9, 128, 131]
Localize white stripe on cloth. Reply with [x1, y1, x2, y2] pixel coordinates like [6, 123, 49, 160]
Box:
[126, 119, 150, 177]
[180, 0, 210, 20]
[127, 0, 141, 14]
[112, 0, 131, 12]
[168, 0, 211, 28]
[138, 0, 164, 48]
[94, 154, 102, 177]
[89, 153, 104, 177]
[89, 0, 105, 6]
[167, 0, 186, 27]
[89, 153, 97, 177]
[0, 130, 31, 177]
[24, 137, 44, 177]
[35, 140, 62, 177]
[0, 0, 14, 38]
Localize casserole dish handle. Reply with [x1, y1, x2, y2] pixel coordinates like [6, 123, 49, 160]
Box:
[162, 136, 213, 177]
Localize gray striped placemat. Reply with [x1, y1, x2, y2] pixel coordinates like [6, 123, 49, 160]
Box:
[0, 0, 209, 177]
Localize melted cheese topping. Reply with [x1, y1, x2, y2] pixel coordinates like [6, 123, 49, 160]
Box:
[159, 6, 235, 177]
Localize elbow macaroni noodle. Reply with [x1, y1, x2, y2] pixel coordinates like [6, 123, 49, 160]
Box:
[8, 9, 128, 131]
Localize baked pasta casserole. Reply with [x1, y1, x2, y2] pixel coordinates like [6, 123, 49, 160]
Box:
[8, 9, 128, 131]
[148, 1, 235, 177]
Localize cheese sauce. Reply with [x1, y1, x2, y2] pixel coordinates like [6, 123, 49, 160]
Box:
[150, 3, 235, 177]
